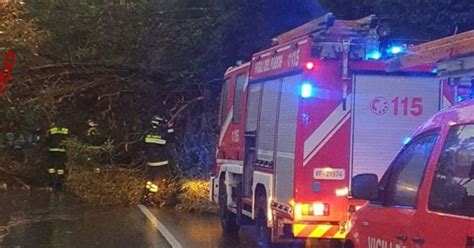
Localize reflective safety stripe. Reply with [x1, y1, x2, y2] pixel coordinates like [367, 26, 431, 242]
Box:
[48, 168, 56, 174]
[147, 161, 169, 167]
[152, 116, 164, 122]
[167, 128, 174, 133]
[145, 136, 166, 145]
[49, 148, 66, 152]
[146, 181, 159, 192]
[57, 169, 65, 175]
[50, 127, 69, 135]
[292, 223, 348, 239]
[146, 134, 162, 139]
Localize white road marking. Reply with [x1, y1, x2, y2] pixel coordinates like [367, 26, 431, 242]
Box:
[138, 204, 183, 248]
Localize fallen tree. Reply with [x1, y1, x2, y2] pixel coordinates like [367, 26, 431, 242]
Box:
[0, 2, 221, 212]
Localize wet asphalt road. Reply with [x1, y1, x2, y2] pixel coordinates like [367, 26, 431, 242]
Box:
[0, 190, 303, 248]
[146, 207, 259, 248]
[0, 190, 170, 248]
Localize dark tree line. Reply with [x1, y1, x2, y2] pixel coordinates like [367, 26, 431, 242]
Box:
[319, 0, 474, 41]
[0, 0, 321, 178]
[2, 0, 473, 180]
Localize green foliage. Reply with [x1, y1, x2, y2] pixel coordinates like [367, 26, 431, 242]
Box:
[0, 2, 46, 67]
[149, 178, 181, 208]
[66, 167, 145, 206]
[0, 145, 47, 187]
[319, 0, 474, 40]
[5, 0, 326, 179]
[373, 0, 474, 40]
[63, 137, 114, 170]
[318, 0, 373, 19]
[25, 0, 150, 65]
[139, 0, 324, 174]
[175, 179, 218, 215]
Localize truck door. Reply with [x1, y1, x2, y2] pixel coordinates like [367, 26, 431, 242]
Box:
[352, 74, 440, 179]
[470, 222, 474, 248]
[243, 82, 262, 196]
[354, 133, 438, 248]
[410, 124, 474, 247]
[274, 74, 300, 204]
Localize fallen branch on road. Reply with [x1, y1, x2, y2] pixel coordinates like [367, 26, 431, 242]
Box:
[0, 167, 30, 190]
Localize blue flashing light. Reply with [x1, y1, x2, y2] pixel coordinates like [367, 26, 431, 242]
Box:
[431, 67, 438, 74]
[388, 46, 404, 55]
[366, 50, 382, 60]
[402, 136, 411, 145]
[300, 83, 314, 98]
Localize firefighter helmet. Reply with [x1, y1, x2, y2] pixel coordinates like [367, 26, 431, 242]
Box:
[87, 119, 98, 127]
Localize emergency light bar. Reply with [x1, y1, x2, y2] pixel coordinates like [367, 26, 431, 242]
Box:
[387, 45, 404, 55]
[300, 83, 315, 98]
[366, 50, 382, 60]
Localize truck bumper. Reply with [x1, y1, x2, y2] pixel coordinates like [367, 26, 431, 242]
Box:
[292, 223, 347, 239]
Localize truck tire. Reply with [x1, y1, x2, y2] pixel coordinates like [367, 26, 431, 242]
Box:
[256, 193, 272, 248]
[219, 176, 240, 233]
[219, 203, 240, 233]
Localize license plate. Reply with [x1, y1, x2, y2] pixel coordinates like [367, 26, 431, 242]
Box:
[313, 168, 345, 180]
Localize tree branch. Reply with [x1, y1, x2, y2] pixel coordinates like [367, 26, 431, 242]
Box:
[168, 96, 204, 126]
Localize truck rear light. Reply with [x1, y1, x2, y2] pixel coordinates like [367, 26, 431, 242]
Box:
[335, 187, 349, 196]
[294, 202, 330, 220]
[305, 61, 315, 70]
[312, 203, 329, 216]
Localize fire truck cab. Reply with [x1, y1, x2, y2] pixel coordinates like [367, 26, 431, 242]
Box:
[210, 13, 449, 247]
[347, 100, 474, 248]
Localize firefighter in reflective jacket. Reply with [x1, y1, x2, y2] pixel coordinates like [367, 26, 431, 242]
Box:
[46, 122, 69, 190]
[86, 119, 104, 173]
[143, 115, 174, 198]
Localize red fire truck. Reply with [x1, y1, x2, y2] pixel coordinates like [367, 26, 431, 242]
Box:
[210, 13, 453, 247]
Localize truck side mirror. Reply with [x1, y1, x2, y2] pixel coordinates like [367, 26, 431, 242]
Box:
[352, 173, 378, 201]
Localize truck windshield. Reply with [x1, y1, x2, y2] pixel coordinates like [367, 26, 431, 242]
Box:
[375, 133, 438, 207]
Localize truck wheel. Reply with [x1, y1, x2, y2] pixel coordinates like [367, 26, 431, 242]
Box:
[256, 194, 272, 248]
[219, 204, 240, 233]
[219, 176, 240, 233]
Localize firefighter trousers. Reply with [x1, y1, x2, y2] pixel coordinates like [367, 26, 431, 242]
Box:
[144, 160, 169, 194]
[47, 152, 66, 189]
